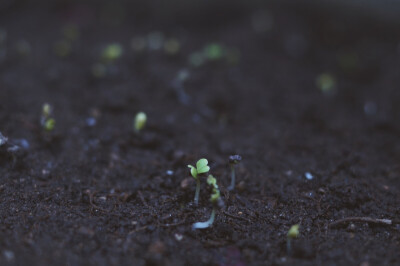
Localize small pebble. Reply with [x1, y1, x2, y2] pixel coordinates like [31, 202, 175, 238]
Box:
[305, 172, 313, 180]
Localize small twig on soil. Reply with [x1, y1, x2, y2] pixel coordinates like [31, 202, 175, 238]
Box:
[329, 217, 393, 228]
[223, 211, 252, 223]
[128, 225, 149, 235]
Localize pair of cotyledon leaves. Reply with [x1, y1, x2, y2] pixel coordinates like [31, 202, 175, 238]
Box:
[188, 158, 210, 179]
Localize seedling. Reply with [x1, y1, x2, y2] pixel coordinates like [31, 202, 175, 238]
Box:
[287, 224, 299, 256]
[188, 158, 210, 205]
[133, 112, 147, 133]
[192, 175, 224, 230]
[101, 43, 123, 62]
[204, 43, 224, 61]
[40, 103, 55, 131]
[316, 73, 335, 93]
[228, 155, 242, 191]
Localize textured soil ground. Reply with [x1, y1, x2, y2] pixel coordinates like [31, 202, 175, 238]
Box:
[0, 1, 399, 265]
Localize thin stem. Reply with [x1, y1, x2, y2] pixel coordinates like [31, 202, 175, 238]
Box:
[228, 164, 235, 191]
[208, 208, 216, 225]
[287, 238, 292, 256]
[192, 208, 216, 230]
[194, 178, 200, 205]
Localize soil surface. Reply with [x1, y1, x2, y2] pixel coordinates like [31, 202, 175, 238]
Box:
[1, 2, 400, 265]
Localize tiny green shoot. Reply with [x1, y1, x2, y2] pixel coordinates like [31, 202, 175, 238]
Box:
[101, 43, 123, 62]
[316, 73, 335, 94]
[192, 174, 223, 230]
[133, 112, 147, 133]
[287, 224, 299, 256]
[188, 158, 210, 205]
[228, 155, 242, 191]
[40, 103, 55, 131]
[204, 43, 224, 61]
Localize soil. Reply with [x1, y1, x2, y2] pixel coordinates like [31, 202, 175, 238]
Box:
[0, 1, 400, 265]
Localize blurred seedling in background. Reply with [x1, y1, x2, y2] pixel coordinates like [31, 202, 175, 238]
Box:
[172, 69, 191, 105]
[188, 158, 210, 206]
[133, 112, 147, 133]
[40, 103, 55, 131]
[316, 73, 335, 94]
[101, 43, 123, 63]
[228, 155, 242, 191]
[287, 224, 299, 256]
[189, 42, 240, 67]
[53, 24, 79, 58]
[192, 175, 224, 229]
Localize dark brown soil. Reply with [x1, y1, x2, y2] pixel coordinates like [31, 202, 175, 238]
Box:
[1, 1, 399, 265]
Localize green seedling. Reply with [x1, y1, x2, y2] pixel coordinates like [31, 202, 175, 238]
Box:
[192, 175, 224, 230]
[287, 224, 299, 256]
[316, 73, 335, 93]
[133, 112, 147, 133]
[40, 103, 55, 131]
[204, 43, 224, 61]
[101, 43, 123, 62]
[188, 158, 210, 205]
[228, 155, 242, 191]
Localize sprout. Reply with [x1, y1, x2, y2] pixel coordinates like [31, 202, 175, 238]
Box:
[204, 43, 224, 61]
[187, 158, 210, 205]
[316, 73, 335, 93]
[133, 112, 147, 133]
[287, 224, 300, 256]
[228, 154, 242, 191]
[192, 175, 224, 230]
[101, 43, 123, 62]
[40, 103, 55, 131]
